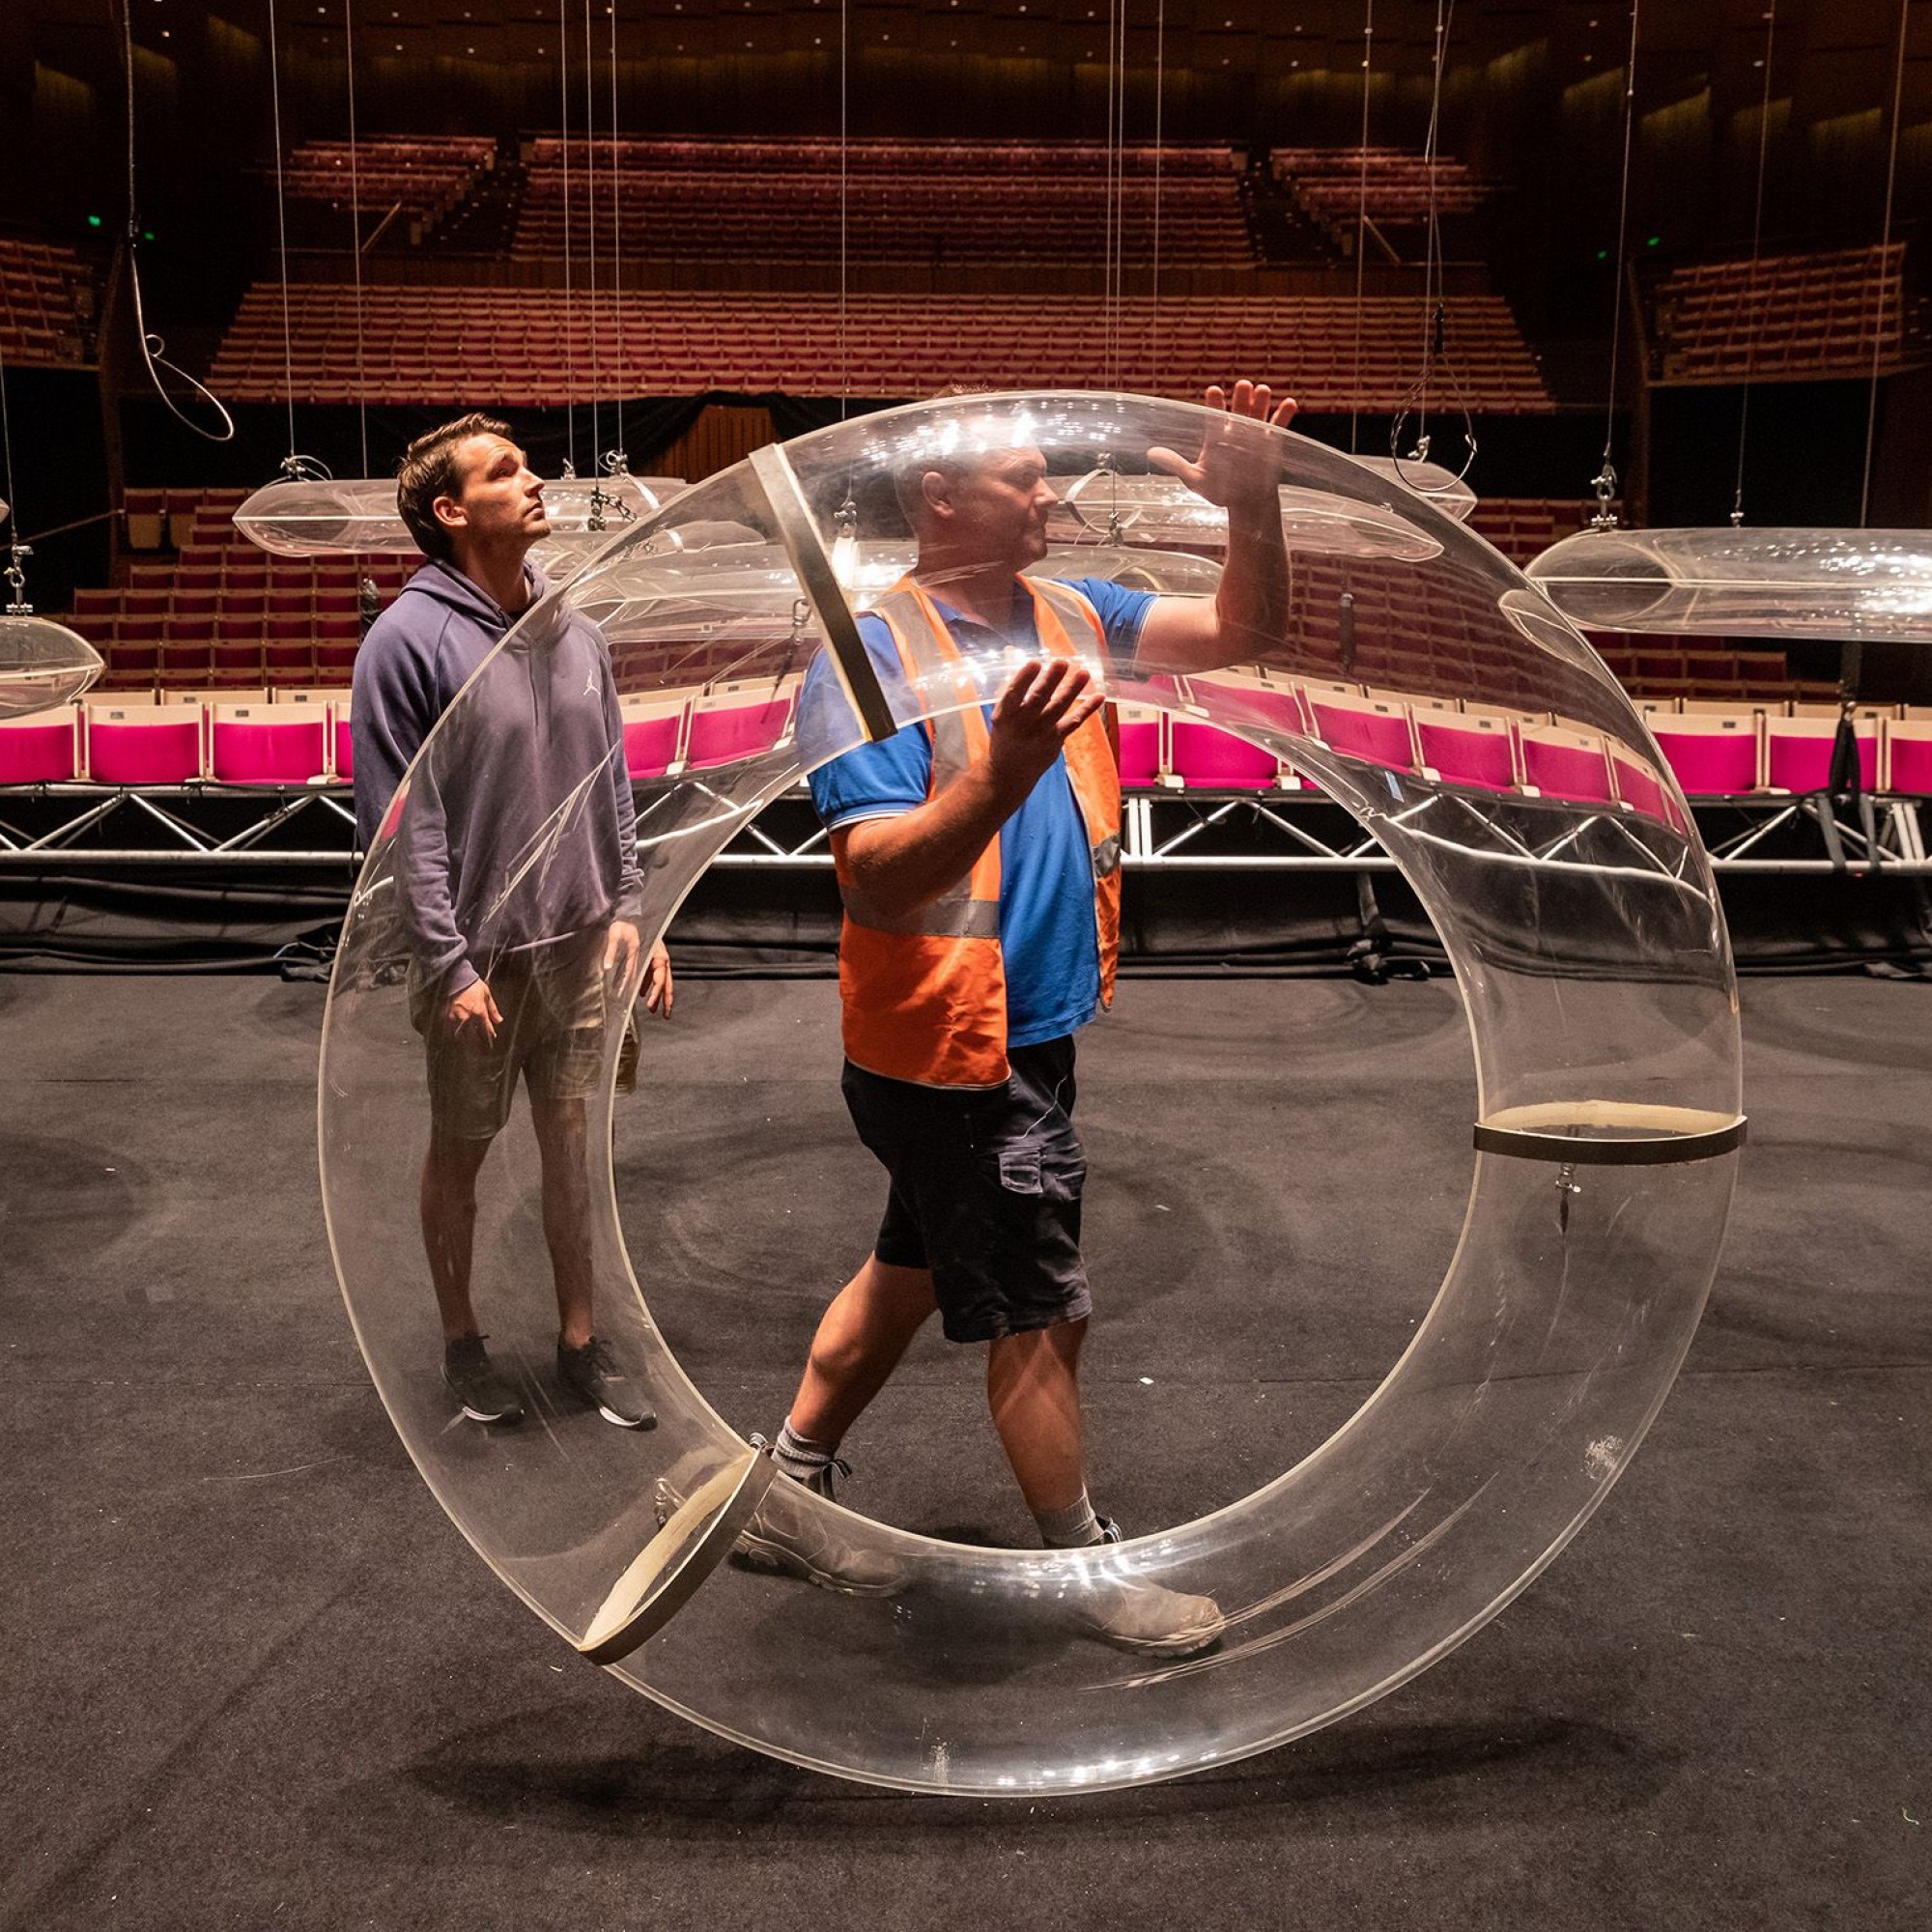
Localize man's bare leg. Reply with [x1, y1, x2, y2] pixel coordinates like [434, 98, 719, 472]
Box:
[986, 1316, 1224, 1652]
[985, 1317, 1089, 1519]
[529, 1094, 594, 1348]
[785, 1253, 938, 1450]
[421, 1132, 494, 1342]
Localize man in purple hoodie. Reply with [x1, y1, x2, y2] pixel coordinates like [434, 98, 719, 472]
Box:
[353, 413, 670, 1431]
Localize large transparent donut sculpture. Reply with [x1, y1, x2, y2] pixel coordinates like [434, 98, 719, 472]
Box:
[320, 393, 1742, 1795]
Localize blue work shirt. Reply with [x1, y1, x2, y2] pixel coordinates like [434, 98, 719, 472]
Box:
[804, 577, 1153, 1047]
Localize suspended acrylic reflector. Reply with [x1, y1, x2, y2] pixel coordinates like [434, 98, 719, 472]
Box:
[321, 389, 1741, 1794]
[0, 614, 102, 719]
[1366, 453, 1478, 523]
[1057, 465, 1448, 560]
[1526, 525, 1932, 641]
[233, 473, 686, 582]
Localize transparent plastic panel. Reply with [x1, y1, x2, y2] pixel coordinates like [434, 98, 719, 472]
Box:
[321, 392, 1741, 1794]
[234, 472, 683, 562]
[1526, 524, 1932, 640]
[0, 614, 102, 719]
[1361, 453, 1478, 523]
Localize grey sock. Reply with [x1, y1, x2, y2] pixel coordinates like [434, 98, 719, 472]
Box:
[772, 1419, 838, 1490]
[1036, 1492, 1106, 1548]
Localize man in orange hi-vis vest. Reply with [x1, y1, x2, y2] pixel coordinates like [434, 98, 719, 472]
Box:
[711, 383, 1291, 1656]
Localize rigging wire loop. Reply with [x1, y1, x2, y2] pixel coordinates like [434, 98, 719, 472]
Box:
[121, 0, 234, 442]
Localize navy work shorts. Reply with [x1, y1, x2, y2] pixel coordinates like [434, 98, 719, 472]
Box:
[412, 931, 610, 1142]
[840, 1037, 1093, 1345]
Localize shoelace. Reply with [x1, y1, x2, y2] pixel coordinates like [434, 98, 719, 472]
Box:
[750, 1433, 852, 1501]
[566, 1338, 622, 1380]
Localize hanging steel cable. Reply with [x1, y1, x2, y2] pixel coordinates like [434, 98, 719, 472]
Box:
[344, 0, 369, 479]
[1391, 0, 1475, 491]
[1149, 0, 1166, 392]
[609, 0, 626, 469]
[1411, 1, 1451, 420]
[558, 0, 578, 475]
[1861, 0, 1911, 528]
[266, 0, 299, 465]
[1350, 0, 1375, 456]
[582, 0, 601, 475]
[1729, 1, 1778, 527]
[1102, 0, 1125, 391]
[838, 0, 850, 418]
[1588, 0, 1641, 527]
[0, 344, 18, 557]
[0, 338, 105, 710]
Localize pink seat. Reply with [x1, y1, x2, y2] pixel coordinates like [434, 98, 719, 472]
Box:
[1416, 714, 1515, 791]
[1766, 718, 1878, 792]
[1651, 718, 1760, 795]
[0, 711, 80, 783]
[85, 703, 204, 783]
[1884, 723, 1932, 794]
[1169, 720, 1278, 790]
[209, 705, 328, 782]
[623, 706, 684, 780]
[1610, 751, 1683, 829]
[685, 693, 792, 770]
[333, 717, 355, 781]
[1520, 726, 1617, 806]
[1114, 701, 1163, 787]
[1306, 694, 1416, 772]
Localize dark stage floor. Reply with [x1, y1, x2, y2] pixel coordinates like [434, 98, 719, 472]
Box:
[1, 971, 1926, 1930]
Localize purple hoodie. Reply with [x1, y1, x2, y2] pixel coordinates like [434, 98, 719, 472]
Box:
[351, 558, 642, 998]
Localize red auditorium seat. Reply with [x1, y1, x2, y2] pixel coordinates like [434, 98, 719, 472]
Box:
[1416, 710, 1516, 792]
[0, 709, 82, 783]
[1884, 719, 1932, 794]
[84, 700, 205, 784]
[208, 702, 329, 784]
[1647, 713, 1761, 795]
[1169, 720, 1280, 791]
[1765, 715, 1879, 793]
[684, 682, 796, 770]
[1304, 690, 1418, 774]
[1113, 701, 1165, 789]
[620, 694, 688, 781]
[1520, 724, 1618, 807]
[1608, 750, 1683, 829]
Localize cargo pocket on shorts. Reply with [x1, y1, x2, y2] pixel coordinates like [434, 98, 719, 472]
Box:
[991, 1131, 1085, 1203]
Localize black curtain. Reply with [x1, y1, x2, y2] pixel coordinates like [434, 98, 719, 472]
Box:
[1, 367, 113, 614]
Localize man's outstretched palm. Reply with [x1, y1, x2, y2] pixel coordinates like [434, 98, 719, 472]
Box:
[1148, 380, 1297, 514]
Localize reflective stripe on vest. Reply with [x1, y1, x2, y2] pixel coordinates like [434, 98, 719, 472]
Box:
[836, 576, 1122, 1090]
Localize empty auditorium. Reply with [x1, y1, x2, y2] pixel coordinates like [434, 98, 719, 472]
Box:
[1, 4, 1924, 1928]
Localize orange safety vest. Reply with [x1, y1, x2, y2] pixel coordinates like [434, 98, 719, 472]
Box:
[836, 576, 1122, 1090]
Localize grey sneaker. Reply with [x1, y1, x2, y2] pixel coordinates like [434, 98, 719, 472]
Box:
[652, 1438, 906, 1597]
[442, 1333, 524, 1426]
[556, 1336, 656, 1430]
[1069, 1518, 1225, 1659]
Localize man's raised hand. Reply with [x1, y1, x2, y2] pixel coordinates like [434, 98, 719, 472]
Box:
[1148, 380, 1297, 515]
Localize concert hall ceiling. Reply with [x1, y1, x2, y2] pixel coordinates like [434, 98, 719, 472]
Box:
[6, 2, 1928, 112]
